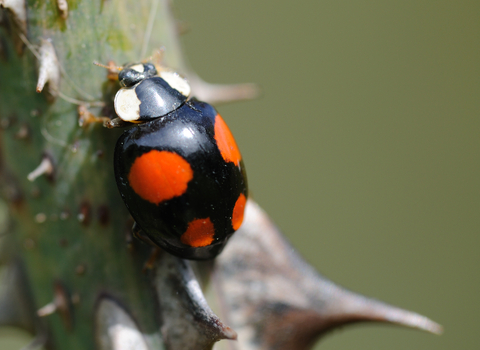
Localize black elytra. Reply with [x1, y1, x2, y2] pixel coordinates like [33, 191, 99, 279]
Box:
[113, 62, 248, 259]
[114, 99, 248, 260]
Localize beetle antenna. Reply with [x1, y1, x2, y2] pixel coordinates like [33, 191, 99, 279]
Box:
[150, 47, 165, 67]
[93, 61, 122, 71]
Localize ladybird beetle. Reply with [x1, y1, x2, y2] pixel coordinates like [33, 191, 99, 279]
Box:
[113, 63, 248, 260]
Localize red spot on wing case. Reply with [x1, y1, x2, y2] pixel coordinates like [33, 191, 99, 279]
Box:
[181, 218, 215, 247]
[232, 194, 247, 230]
[128, 150, 193, 205]
[214, 114, 242, 166]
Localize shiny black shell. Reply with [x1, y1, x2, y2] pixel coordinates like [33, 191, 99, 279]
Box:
[132, 77, 187, 121]
[114, 100, 248, 260]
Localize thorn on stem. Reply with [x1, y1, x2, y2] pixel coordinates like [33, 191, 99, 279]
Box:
[27, 155, 54, 182]
[36, 302, 57, 317]
[0, 0, 27, 35]
[56, 0, 68, 19]
[36, 39, 61, 97]
[95, 298, 150, 350]
[37, 281, 73, 331]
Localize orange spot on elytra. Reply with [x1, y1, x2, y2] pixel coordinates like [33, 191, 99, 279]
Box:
[214, 114, 242, 166]
[232, 193, 246, 230]
[128, 150, 193, 205]
[181, 218, 215, 247]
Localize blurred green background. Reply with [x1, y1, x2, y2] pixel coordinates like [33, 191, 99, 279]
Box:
[175, 1, 478, 349]
[1, 1, 478, 349]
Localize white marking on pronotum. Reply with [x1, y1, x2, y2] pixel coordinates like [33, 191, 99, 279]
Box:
[36, 39, 61, 96]
[0, 0, 27, 34]
[130, 64, 144, 73]
[56, 0, 68, 19]
[114, 87, 141, 122]
[27, 156, 54, 182]
[160, 70, 191, 97]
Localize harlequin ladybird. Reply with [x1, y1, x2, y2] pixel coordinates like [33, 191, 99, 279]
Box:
[113, 63, 248, 260]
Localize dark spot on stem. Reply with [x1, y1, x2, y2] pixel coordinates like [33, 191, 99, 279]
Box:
[14, 123, 31, 140]
[97, 204, 110, 226]
[53, 281, 73, 331]
[78, 201, 91, 226]
[75, 264, 86, 276]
